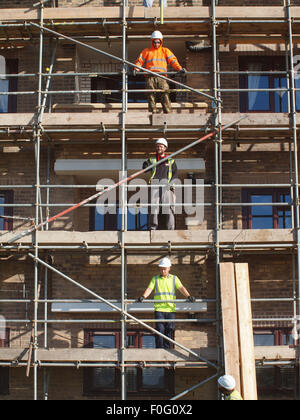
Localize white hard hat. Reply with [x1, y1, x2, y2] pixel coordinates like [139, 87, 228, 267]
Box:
[218, 375, 236, 391]
[158, 257, 172, 268]
[151, 31, 163, 40]
[156, 138, 168, 148]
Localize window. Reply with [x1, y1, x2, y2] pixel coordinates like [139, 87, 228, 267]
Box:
[254, 328, 294, 347]
[91, 74, 176, 104]
[83, 330, 174, 397]
[242, 189, 292, 229]
[90, 202, 148, 231]
[91, 74, 147, 104]
[0, 57, 18, 113]
[239, 56, 300, 113]
[254, 328, 298, 399]
[0, 367, 9, 396]
[0, 191, 14, 231]
[256, 366, 298, 400]
[0, 328, 9, 349]
[0, 329, 9, 395]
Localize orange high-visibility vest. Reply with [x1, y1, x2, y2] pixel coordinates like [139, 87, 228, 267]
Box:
[135, 40, 182, 75]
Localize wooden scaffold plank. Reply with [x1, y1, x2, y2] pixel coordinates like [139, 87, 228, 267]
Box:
[235, 263, 258, 401]
[220, 262, 241, 394]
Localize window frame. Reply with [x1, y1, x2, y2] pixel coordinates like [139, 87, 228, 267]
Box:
[256, 365, 298, 399]
[253, 327, 294, 346]
[91, 74, 177, 104]
[0, 190, 14, 231]
[0, 58, 18, 113]
[83, 330, 174, 397]
[89, 200, 149, 232]
[239, 56, 295, 113]
[0, 329, 9, 395]
[242, 188, 292, 229]
[0, 328, 10, 348]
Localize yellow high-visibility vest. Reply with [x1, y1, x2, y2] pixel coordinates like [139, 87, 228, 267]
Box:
[225, 390, 243, 400]
[147, 274, 183, 313]
[148, 157, 175, 184]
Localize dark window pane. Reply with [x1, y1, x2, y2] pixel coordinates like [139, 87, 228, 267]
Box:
[279, 366, 297, 390]
[126, 368, 138, 392]
[257, 366, 276, 388]
[254, 334, 275, 347]
[0, 367, 9, 395]
[142, 368, 165, 389]
[142, 335, 156, 349]
[283, 333, 294, 346]
[295, 77, 300, 111]
[0, 192, 13, 231]
[0, 196, 5, 230]
[126, 335, 136, 348]
[0, 80, 9, 113]
[94, 335, 116, 349]
[93, 368, 116, 389]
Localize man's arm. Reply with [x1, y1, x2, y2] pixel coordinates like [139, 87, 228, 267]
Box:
[165, 48, 182, 71]
[171, 161, 178, 181]
[178, 286, 191, 298]
[135, 49, 147, 72]
[142, 287, 153, 299]
[143, 159, 152, 170]
[137, 287, 153, 302]
[178, 285, 196, 302]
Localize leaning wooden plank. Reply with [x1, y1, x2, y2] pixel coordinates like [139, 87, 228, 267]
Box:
[220, 262, 241, 394]
[235, 263, 258, 401]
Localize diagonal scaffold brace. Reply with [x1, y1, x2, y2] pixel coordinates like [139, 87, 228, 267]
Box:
[30, 22, 220, 105]
[27, 251, 218, 369]
[6, 115, 247, 245]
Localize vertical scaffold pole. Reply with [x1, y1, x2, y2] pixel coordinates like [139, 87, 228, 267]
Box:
[33, 0, 44, 401]
[286, 0, 300, 399]
[121, 0, 128, 401]
[212, 0, 222, 394]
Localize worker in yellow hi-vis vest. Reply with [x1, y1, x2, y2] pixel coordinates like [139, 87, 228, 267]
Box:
[138, 257, 195, 349]
[143, 138, 178, 230]
[218, 375, 243, 400]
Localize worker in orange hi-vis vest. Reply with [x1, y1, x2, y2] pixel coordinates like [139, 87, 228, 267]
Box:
[133, 31, 186, 114]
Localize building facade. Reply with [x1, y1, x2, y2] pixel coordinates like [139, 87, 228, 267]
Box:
[0, 0, 299, 400]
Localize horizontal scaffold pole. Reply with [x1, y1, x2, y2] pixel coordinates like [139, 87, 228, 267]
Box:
[5, 115, 246, 245]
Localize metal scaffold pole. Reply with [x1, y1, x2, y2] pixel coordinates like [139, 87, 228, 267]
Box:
[120, 0, 128, 401]
[286, 0, 300, 399]
[33, 0, 45, 401]
[212, 0, 223, 392]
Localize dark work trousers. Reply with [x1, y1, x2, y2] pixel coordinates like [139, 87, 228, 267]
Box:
[145, 76, 172, 114]
[149, 186, 175, 230]
[155, 311, 175, 349]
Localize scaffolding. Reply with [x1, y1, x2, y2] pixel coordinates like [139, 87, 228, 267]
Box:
[0, 0, 300, 400]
